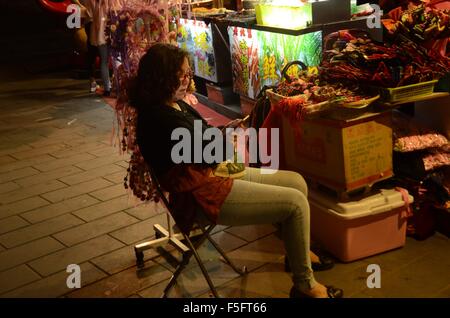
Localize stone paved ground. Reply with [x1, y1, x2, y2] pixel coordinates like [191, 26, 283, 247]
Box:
[0, 69, 449, 298]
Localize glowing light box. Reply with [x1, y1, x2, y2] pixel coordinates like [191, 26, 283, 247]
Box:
[255, 2, 313, 30]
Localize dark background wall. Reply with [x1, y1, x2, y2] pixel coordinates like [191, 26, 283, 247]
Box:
[0, 0, 74, 65]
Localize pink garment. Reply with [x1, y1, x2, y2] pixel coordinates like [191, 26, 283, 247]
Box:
[84, 0, 123, 46]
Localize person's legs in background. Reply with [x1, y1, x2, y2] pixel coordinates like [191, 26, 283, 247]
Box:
[84, 22, 98, 93]
[97, 44, 111, 96]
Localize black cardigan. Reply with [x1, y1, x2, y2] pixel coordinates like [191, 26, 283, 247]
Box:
[136, 101, 232, 178]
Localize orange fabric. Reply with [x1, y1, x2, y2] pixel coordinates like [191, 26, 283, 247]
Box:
[160, 164, 233, 234]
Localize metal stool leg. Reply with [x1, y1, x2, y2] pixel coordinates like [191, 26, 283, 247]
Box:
[162, 250, 194, 298]
[206, 235, 247, 275]
[184, 235, 220, 298]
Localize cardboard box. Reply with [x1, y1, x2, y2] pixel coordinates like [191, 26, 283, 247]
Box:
[309, 188, 413, 262]
[282, 112, 393, 192]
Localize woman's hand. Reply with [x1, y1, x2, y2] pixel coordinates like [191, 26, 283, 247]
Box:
[221, 115, 250, 133]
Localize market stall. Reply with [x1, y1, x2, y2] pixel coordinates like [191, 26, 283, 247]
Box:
[256, 0, 450, 250]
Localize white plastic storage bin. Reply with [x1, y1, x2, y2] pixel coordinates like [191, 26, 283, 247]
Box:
[309, 188, 414, 262]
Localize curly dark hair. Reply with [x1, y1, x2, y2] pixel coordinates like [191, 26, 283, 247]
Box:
[129, 43, 189, 110]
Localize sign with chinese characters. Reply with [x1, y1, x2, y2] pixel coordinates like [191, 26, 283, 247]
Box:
[177, 18, 217, 82]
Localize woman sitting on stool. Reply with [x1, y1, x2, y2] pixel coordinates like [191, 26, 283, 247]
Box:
[130, 43, 343, 298]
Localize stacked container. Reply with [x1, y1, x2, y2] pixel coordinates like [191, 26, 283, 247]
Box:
[309, 188, 414, 262]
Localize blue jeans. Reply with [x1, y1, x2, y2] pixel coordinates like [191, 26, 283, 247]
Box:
[96, 44, 111, 92]
[217, 167, 317, 291]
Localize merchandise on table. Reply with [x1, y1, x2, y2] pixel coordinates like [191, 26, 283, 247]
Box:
[389, 169, 450, 240]
[382, 4, 450, 43]
[394, 149, 450, 180]
[321, 30, 450, 89]
[423, 146, 450, 171]
[392, 110, 449, 152]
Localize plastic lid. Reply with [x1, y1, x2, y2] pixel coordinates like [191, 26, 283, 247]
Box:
[309, 188, 414, 219]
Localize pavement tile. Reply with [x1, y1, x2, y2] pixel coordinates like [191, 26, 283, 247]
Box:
[0, 155, 17, 165]
[138, 279, 169, 298]
[224, 224, 276, 243]
[90, 245, 142, 275]
[0, 214, 85, 248]
[72, 195, 140, 222]
[0, 196, 50, 219]
[356, 235, 446, 274]
[0, 167, 40, 183]
[28, 235, 124, 276]
[434, 285, 450, 298]
[15, 165, 83, 187]
[125, 201, 166, 221]
[41, 178, 112, 203]
[58, 164, 123, 185]
[161, 259, 242, 298]
[0, 265, 41, 294]
[66, 261, 172, 298]
[115, 161, 129, 168]
[0, 180, 66, 205]
[357, 246, 450, 298]
[0, 154, 55, 174]
[210, 231, 248, 254]
[10, 144, 64, 160]
[33, 125, 95, 139]
[89, 183, 128, 201]
[0, 181, 20, 194]
[2, 262, 107, 298]
[103, 171, 127, 184]
[87, 145, 120, 157]
[0, 145, 33, 157]
[109, 213, 167, 245]
[74, 154, 128, 171]
[33, 153, 96, 172]
[62, 135, 111, 148]
[201, 262, 290, 298]
[53, 212, 139, 247]
[0, 216, 29, 235]
[21, 194, 100, 224]
[0, 237, 65, 272]
[225, 234, 285, 273]
[49, 141, 105, 159]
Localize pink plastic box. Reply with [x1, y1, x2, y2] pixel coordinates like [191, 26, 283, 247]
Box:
[309, 188, 414, 262]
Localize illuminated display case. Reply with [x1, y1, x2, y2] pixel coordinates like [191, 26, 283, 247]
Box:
[228, 25, 322, 99]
